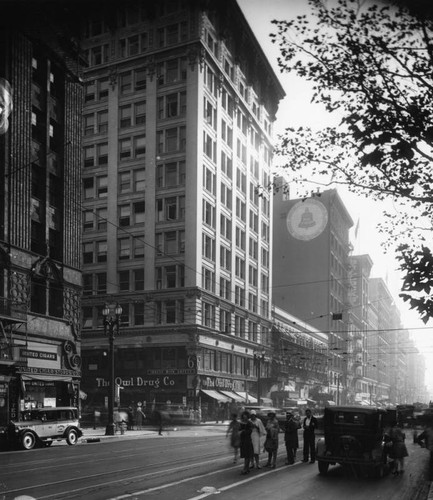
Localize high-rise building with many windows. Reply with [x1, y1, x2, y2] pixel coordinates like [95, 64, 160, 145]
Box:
[79, 0, 284, 418]
[272, 182, 354, 404]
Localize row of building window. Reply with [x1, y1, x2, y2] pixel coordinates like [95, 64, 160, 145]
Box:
[85, 20, 189, 66]
[83, 236, 145, 264]
[83, 299, 269, 334]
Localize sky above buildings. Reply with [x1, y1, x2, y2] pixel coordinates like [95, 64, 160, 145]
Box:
[237, 0, 433, 395]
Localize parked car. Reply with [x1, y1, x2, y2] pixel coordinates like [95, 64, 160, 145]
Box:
[316, 405, 395, 477]
[396, 404, 416, 427]
[8, 406, 82, 450]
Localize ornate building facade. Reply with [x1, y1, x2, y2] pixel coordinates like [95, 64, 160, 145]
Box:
[0, 3, 83, 434]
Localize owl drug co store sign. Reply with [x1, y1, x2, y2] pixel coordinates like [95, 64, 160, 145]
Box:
[96, 376, 177, 389]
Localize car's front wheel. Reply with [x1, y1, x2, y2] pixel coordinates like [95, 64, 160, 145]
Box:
[318, 461, 329, 475]
[21, 431, 36, 450]
[66, 428, 78, 445]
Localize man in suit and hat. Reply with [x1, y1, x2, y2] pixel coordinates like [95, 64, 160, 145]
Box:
[302, 408, 318, 463]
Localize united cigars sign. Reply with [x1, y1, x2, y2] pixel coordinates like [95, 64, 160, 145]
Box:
[20, 349, 57, 361]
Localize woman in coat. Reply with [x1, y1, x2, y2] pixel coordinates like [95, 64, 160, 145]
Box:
[239, 411, 254, 474]
[389, 421, 409, 475]
[249, 410, 266, 469]
[264, 411, 280, 468]
[226, 413, 241, 463]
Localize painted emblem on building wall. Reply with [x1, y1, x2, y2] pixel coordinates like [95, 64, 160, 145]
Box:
[286, 199, 328, 241]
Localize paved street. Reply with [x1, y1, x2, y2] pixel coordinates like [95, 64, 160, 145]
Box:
[0, 425, 432, 500]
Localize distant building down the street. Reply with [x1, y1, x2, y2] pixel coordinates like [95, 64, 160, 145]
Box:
[272, 181, 353, 404]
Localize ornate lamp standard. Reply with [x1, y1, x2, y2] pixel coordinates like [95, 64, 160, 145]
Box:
[253, 350, 266, 405]
[102, 302, 122, 436]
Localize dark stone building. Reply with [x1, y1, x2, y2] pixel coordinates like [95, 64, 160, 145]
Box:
[0, 2, 84, 433]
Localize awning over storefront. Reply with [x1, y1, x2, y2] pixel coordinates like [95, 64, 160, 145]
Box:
[21, 374, 73, 383]
[218, 390, 244, 403]
[200, 389, 231, 403]
[235, 391, 257, 403]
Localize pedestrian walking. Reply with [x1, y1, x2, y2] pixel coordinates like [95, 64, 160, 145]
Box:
[264, 411, 280, 468]
[226, 413, 241, 464]
[135, 402, 146, 430]
[249, 410, 266, 469]
[153, 408, 164, 435]
[239, 410, 254, 474]
[284, 412, 299, 465]
[389, 420, 408, 475]
[127, 406, 135, 430]
[302, 408, 318, 463]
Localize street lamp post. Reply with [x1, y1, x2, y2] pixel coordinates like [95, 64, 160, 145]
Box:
[102, 302, 122, 436]
[253, 350, 266, 405]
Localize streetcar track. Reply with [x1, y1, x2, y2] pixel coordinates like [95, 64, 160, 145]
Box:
[1, 454, 231, 499]
[1, 436, 222, 473]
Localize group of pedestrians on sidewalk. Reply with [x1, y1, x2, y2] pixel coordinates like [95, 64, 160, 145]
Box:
[226, 408, 319, 475]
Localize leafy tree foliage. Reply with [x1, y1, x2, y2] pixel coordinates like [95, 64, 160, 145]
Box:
[271, 0, 433, 323]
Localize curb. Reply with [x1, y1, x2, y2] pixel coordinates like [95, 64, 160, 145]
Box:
[83, 438, 101, 443]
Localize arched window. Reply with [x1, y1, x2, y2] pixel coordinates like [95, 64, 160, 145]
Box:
[30, 257, 63, 318]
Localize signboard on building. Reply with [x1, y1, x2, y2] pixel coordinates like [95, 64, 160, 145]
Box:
[17, 341, 60, 370]
[201, 376, 244, 392]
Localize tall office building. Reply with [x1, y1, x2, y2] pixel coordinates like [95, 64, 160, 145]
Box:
[272, 182, 353, 403]
[0, 2, 84, 434]
[368, 277, 396, 405]
[79, 0, 285, 415]
[348, 254, 374, 405]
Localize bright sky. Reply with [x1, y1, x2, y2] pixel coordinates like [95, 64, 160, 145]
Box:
[237, 0, 433, 396]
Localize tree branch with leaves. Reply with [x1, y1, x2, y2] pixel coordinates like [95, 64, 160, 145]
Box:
[271, 0, 433, 322]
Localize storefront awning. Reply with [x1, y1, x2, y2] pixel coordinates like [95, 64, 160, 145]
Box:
[235, 391, 257, 403]
[218, 390, 244, 403]
[21, 374, 73, 383]
[200, 389, 231, 403]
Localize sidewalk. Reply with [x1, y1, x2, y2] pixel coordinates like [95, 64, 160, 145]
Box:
[80, 421, 229, 443]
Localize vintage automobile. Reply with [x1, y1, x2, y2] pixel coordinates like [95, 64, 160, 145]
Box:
[8, 406, 82, 450]
[316, 405, 394, 477]
[396, 404, 416, 427]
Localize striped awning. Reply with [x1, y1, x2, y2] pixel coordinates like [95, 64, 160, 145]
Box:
[218, 390, 244, 403]
[201, 389, 231, 403]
